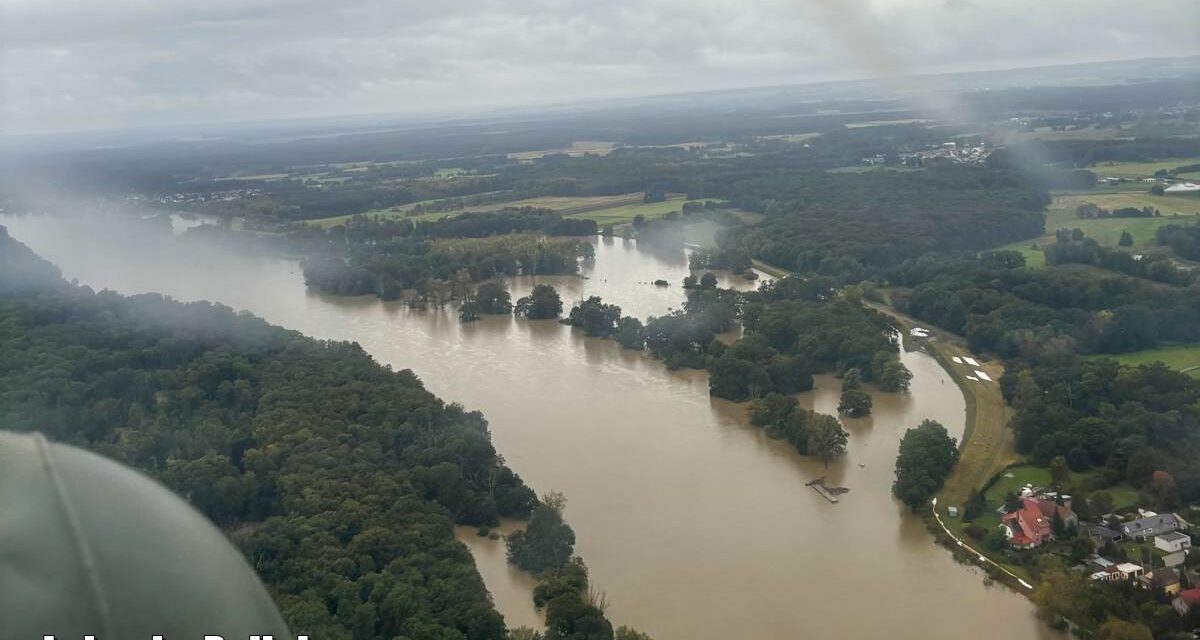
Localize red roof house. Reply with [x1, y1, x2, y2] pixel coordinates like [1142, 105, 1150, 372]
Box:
[1002, 498, 1057, 549]
[1172, 588, 1200, 616]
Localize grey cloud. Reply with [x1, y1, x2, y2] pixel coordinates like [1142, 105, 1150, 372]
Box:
[1, 0, 1198, 134]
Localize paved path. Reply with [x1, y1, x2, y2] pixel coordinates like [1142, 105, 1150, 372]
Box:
[931, 497, 1033, 591]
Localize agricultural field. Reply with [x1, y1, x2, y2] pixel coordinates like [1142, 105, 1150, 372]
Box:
[1087, 345, 1200, 379]
[993, 191, 1200, 262]
[1088, 157, 1200, 180]
[508, 140, 617, 160]
[845, 118, 932, 129]
[564, 196, 694, 225]
[754, 133, 820, 143]
[1045, 192, 1200, 246]
[308, 193, 702, 228]
[1009, 124, 1137, 142]
[827, 165, 923, 174]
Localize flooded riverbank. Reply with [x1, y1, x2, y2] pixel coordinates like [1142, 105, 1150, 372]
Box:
[2, 214, 1053, 640]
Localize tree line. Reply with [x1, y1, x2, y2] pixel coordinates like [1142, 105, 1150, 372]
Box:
[0, 226, 538, 640]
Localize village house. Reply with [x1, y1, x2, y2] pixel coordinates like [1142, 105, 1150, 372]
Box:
[1122, 513, 1183, 541]
[1086, 555, 1121, 582]
[1155, 531, 1192, 553]
[1173, 589, 1200, 617]
[1088, 524, 1123, 546]
[1002, 497, 1078, 549]
[1155, 531, 1192, 568]
[1139, 568, 1182, 597]
[1116, 562, 1145, 581]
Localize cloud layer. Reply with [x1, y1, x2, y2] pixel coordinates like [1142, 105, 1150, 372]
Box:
[2, 0, 1197, 134]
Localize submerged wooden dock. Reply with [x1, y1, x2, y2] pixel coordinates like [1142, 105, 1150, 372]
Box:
[806, 477, 849, 504]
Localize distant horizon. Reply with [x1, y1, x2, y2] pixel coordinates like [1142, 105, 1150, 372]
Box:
[3, 52, 1198, 144]
[3, 0, 1197, 136]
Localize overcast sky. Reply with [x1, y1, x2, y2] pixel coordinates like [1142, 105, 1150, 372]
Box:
[1, 0, 1198, 135]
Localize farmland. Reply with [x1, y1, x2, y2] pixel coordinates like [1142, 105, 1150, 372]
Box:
[508, 140, 617, 160]
[1045, 192, 1200, 246]
[993, 190, 1200, 264]
[1088, 157, 1200, 180]
[308, 193, 700, 228]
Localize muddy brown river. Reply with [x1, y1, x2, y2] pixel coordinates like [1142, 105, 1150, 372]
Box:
[3, 214, 1053, 640]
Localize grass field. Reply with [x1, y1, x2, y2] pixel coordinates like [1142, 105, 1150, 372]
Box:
[1045, 192, 1200, 246]
[992, 191, 1200, 262]
[1088, 157, 1200, 180]
[1009, 125, 1136, 142]
[508, 140, 616, 160]
[827, 165, 923, 174]
[565, 197, 693, 225]
[754, 133, 820, 143]
[982, 465, 1140, 510]
[845, 118, 931, 129]
[1086, 345, 1200, 378]
[307, 194, 702, 229]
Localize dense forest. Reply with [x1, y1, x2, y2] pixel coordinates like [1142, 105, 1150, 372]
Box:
[1003, 358, 1200, 502]
[0, 226, 540, 639]
[889, 250, 1200, 357]
[708, 168, 1047, 283]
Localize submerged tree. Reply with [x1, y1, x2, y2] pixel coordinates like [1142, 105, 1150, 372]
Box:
[564, 296, 623, 337]
[807, 413, 849, 468]
[507, 495, 576, 574]
[615, 317, 645, 350]
[837, 388, 872, 417]
[474, 281, 513, 314]
[892, 419, 959, 509]
[874, 355, 913, 393]
[515, 284, 564, 319]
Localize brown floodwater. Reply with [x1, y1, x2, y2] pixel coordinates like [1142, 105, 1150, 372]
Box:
[2, 214, 1054, 640]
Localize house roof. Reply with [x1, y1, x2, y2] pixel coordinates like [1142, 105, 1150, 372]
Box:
[1003, 498, 1050, 543]
[1037, 499, 1075, 522]
[1152, 568, 1180, 587]
[1089, 525, 1121, 540]
[1117, 563, 1143, 573]
[1157, 531, 1190, 543]
[1124, 513, 1180, 533]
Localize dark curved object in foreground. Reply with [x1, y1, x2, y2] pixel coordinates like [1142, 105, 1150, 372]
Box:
[0, 430, 291, 639]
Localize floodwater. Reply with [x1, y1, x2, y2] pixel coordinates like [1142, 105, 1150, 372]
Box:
[2, 214, 1053, 640]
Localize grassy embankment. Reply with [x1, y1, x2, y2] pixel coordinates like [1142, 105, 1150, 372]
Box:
[858, 297, 1036, 586]
[862, 300, 1019, 509]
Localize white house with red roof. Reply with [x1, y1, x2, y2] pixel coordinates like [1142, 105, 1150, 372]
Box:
[1001, 497, 1077, 549]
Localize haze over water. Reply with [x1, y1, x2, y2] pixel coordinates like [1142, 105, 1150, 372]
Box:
[2, 214, 1054, 640]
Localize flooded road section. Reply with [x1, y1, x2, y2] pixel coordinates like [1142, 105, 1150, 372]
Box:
[2, 215, 1052, 640]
